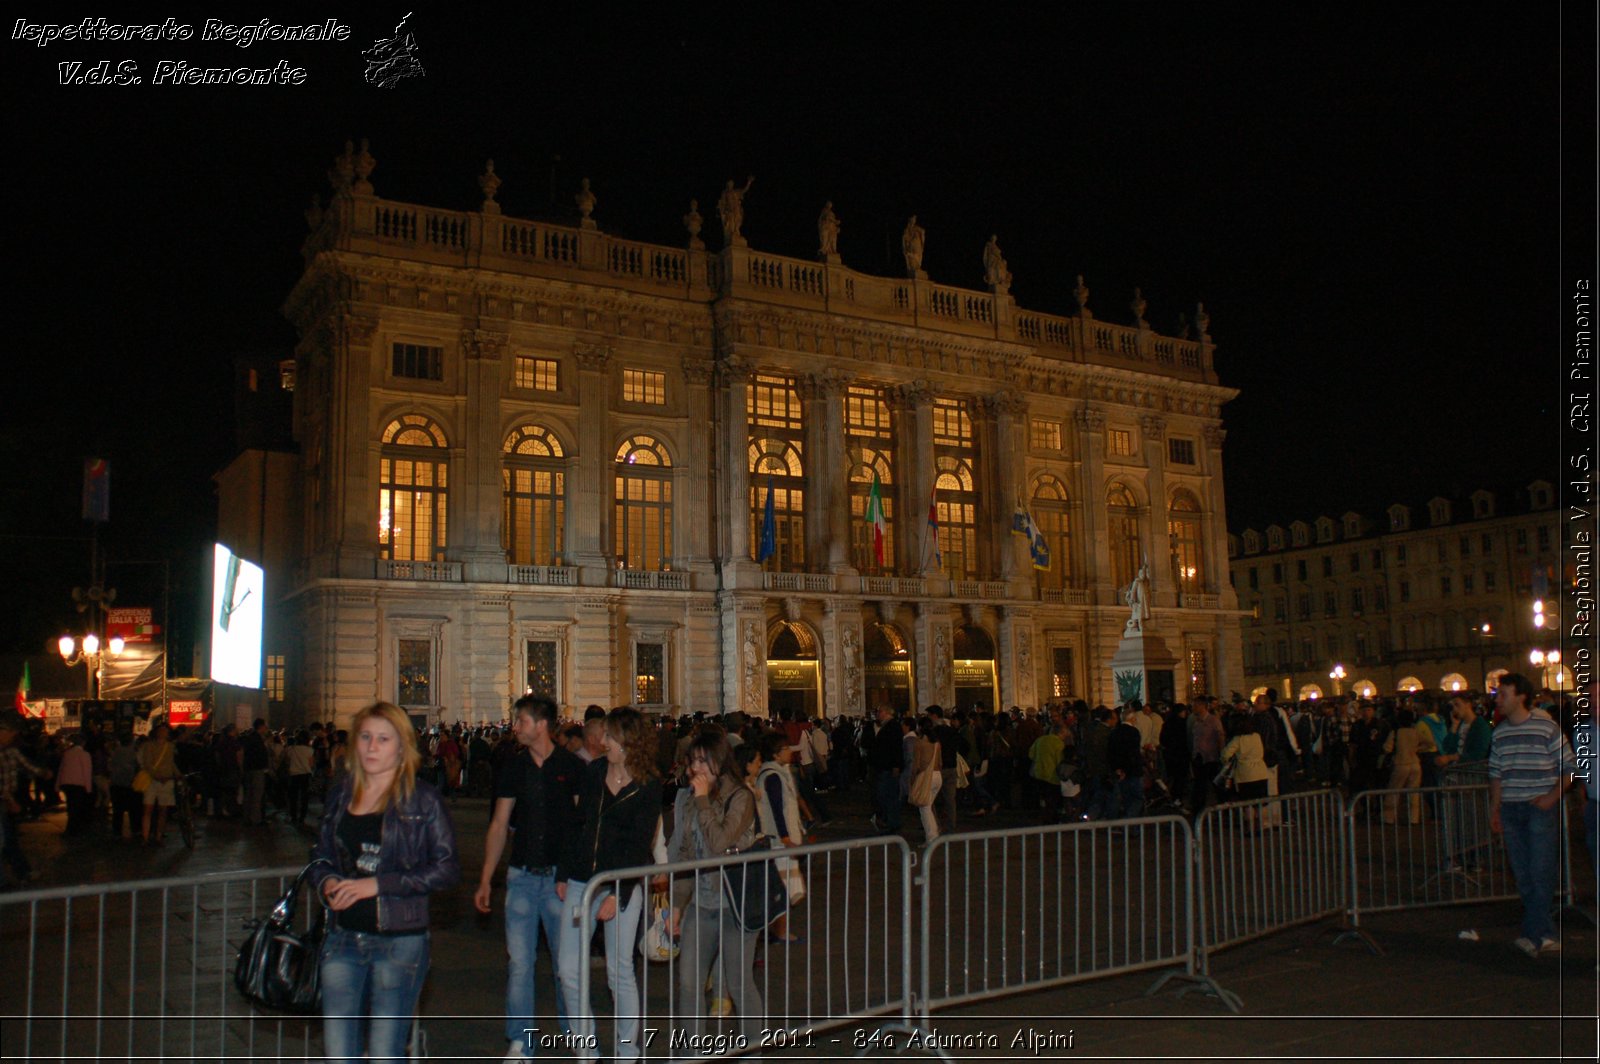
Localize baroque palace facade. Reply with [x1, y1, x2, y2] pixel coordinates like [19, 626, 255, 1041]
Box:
[254, 142, 1241, 726]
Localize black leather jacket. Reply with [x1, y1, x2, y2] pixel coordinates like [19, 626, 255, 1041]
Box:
[308, 775, 461, 933]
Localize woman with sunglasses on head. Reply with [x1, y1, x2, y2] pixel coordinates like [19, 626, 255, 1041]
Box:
[555, 708, 663, 1062]
[308, 702, 460, 1064]
[665, 729, 762, 1044]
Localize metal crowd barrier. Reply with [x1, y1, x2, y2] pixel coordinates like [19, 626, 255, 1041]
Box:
[916, 815, 1224, 1015]
[1190, 788, 1347, 1007]
[1343, 784, 1576, 934]
[574, 834, 914, 1062]
[0, 864, 315, 1061]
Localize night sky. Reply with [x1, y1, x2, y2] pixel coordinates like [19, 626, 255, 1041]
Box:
[1, 7, 1574, 668]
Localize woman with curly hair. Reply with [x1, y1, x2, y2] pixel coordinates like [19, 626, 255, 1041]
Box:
[556, 708, 664, 1061]
[308, 701, 460, 1063]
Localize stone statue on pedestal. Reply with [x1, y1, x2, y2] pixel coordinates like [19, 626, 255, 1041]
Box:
[575, 177, 597, 228]
[902, 215, 926, 275]
[818, 201, 840, 258]
[1125, 561, 1151, 632]
[718, 176, 754, 244]
[683, 199, 704, 248]
[982, 234, 1011, 289]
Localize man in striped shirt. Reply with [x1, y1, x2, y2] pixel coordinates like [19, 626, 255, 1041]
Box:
[1488, 672, 1575, 957]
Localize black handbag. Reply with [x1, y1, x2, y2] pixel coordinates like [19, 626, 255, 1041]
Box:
[721, 837, 790, 934]
[234, 863, 327, 1014]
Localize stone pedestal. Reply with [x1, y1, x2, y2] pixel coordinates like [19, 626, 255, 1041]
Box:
[1109, 624, 1179, 706]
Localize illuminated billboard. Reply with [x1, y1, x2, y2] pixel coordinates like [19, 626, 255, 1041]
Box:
[210, 543, 264, 689]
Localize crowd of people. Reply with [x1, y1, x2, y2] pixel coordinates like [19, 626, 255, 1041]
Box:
[2, 675, 1593, 1056]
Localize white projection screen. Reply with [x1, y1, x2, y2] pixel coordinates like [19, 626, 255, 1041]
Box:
[210, 543, 264, 688]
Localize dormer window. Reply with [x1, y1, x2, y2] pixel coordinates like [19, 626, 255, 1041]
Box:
[1388, 504, 1410, 531]
[1243, 529, 1262, 554]
[1316, 517, 1335, 543]
[1343, 513, 1362, 539]
[1529, 481, 1553, 509]
[1290, 521, 1309, 547]
[1429, 498, 1451, 526]
[1471, 490, 1495, 519]
[1267, 526, 1285, 551]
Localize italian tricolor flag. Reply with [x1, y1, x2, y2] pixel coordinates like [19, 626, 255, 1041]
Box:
[14, 661, 31, 717]
[865, 470, 888, 567]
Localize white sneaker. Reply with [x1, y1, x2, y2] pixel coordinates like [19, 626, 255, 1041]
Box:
[504, 1038, 529, 1060]
[1512, 936, 1538, 957]
[1539, 936, 1562, 955]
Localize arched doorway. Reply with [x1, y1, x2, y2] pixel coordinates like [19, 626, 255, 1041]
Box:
[766, 621, 821, 720]
[1297, 683, 1324, 702]
[1439, 672, 1468, 694]
[953, 624, 997, 714]
[1353, 680, 1378, 699]
[863, 622, 913, 717]
[1397, 676, 1423, 693]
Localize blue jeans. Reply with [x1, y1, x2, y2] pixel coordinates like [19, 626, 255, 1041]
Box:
[504, 866, 570, 1050]
[1111, 775, 1144, 820]
[557, 879, 646, 1060]
[320, 928, 428, 1064]
[1499, 800, 1559, 943]
[872, 770, 902, 832]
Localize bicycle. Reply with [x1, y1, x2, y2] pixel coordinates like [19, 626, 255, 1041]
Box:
[173, 771, 201, 850]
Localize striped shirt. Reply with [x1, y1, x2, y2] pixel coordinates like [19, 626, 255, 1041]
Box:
[1488, 714, 1575, 803]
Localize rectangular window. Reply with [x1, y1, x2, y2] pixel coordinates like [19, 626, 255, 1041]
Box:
[1275, 640, 1289, 671]
[1296, 560, 1308, 582]
[1300, 638, 1314, 665]
[265, 654, 285, 701]
[1396, 545, 1408, 564]
[514, 356, 559, 391]
[931, 398, 973, 445]
[1323, 590, 1337, 617]
[1484, 569, 1497, 591]
[1536, 526, 1550, 551]
[1298, 593, 1311, 620]
[1435, 541, 1447, 563]
[1375, 585, 1387, 611]
[1351, 587, 1365, 612]
[1463, 572, 1474, 593]
[1030, 418, 1062, 451]
[1322, 556, 1333, 577]
[1350, 551, 1361, 573]
[1372, 549, 1383, 569]
[1399, 580, 1411, 603]
[525, 640, 558, 702]
[1459, 535, 1471, 557]
[1273, 563, 1284, 584]
[1187, 648, 1209, 700]
[635, 642, 665, 705]
[1355, 631, 1369, 659]
[1440, 574, 1452, 596]
[1481, 533, 1493, 552]
[1107, 428, 1134, 456]
[392, 342, 444, 381]
[1274, 597, 1287, 624]
[1168, 437, 1196, 465]
[1051, 647, 1075, 699]
[397, 639, 431, 706]
[623, 369, 667, 405]
[1514, 528, 1528, 552]
[1248, 567, 1259, 590]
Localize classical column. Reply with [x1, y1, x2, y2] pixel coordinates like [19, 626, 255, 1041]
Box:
[571, 344, 612, 576]
[681, 360, 716, 572]
[800, 375, 829, 572]
[987, 390, 1029, 585]
[1074, 407, 1110, 598]
[1203, 425, 1233, 605]
[897, 382, 936, 577]
[457, 328, 510, 579]
[721, 360, 758, 584]
[1140, 413, 1170, 605]
[816, 374, 855, 574]
[333, 314, 379, 579]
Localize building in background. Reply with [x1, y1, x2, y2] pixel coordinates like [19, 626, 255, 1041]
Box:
[223, 142, 1243, 728]
[1228, 480, 1566, 700]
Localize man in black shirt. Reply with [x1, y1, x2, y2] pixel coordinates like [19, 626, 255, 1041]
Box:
[868, 704, 904, 833]
[239, 718, 271, 826]
[473, 696, 585, 1060]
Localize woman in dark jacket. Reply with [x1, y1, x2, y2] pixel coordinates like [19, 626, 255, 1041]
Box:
[308, 702, 460, 1064]
[556, 708, 663, 1061]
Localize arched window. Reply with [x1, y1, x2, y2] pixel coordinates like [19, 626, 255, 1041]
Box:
[935, 456, 978, 580]
[1297, 684, 1324, 701]
[379, 414, 449, 561]
[1032, 474, 1073, 591]
[1397, 676, 1423, 693]
[614, 434, 672, 570]
[1168, 489, 1205, 594]
[1439, 672, 1469, 693]
[848, 445, 895, 571]
[750, 438, 804, 570]
[502, 425, 566, 566]
[1107, 483, 1141, 589]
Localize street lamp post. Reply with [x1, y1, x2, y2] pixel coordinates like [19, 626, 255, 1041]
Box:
[58, 632, 124, 699]
[1329, 663, 1346, 697]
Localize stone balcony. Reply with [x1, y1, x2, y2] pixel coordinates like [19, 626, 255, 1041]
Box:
[302, 191, 1217, 384]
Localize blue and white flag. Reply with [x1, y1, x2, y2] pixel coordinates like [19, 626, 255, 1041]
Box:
[1012, 501, 1051, 571]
